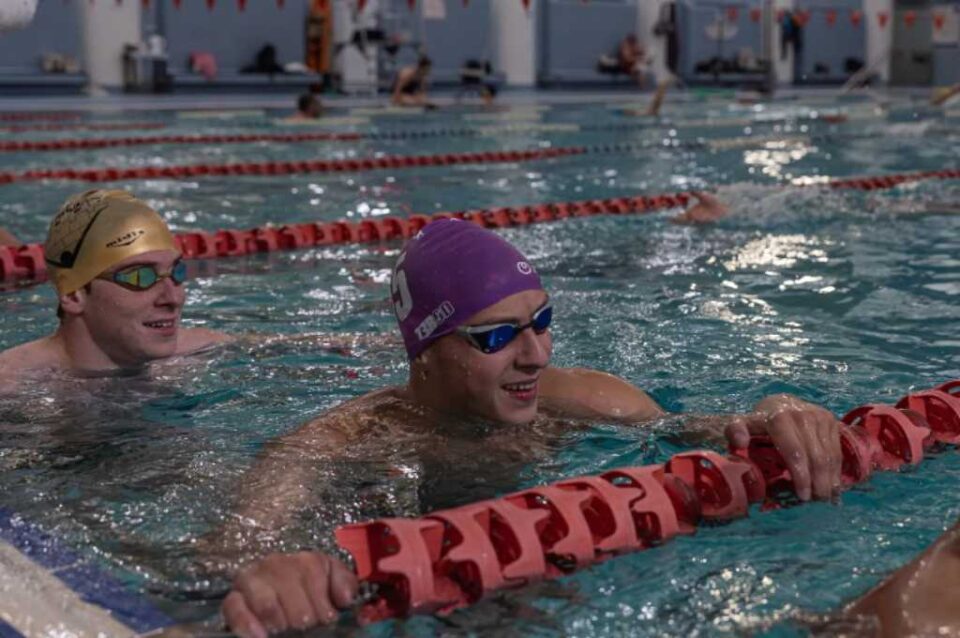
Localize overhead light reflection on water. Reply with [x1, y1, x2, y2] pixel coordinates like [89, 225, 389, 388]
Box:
[723, 234, 831, 271]
[742, 139, 814, 179]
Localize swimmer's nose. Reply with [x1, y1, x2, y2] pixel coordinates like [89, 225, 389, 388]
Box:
[515, 327, 550, 369]
[154, 275, 184, 308]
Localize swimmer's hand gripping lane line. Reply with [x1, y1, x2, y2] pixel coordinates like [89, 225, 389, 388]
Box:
[333, 380, 960, 623]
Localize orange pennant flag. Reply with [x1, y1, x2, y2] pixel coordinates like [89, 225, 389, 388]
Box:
[933, 12, 946, 31]
[849, 10, 862, 27]
[878, 12, 888, 29]
[903, 10, 916, 28]
[825, 8, 836, 26]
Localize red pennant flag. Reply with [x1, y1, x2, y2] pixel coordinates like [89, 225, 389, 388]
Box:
[406, 0, 415, 10]
[726, 6, 738, 22]
[933, 12, 946, 31]
[521, 0, 531, 12]
[141, 0, 150, 8]
[850, 9, 862, 27]
[825, 8, 836, 26]
[237, 0, 246, 9]
[276, 0, 285, 8]
[357, 0, 366, 11]
[903, 10, 916, 28]
[172, 0, 182, 9]
[312, 0, 326, 11]
[206, 0, 215, 9]
[749, 8, 761, 23]
[794, 10, 810, 27]
[877, 12, 888, 29]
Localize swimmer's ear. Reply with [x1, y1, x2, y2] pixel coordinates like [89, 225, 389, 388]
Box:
[58, 287, 88, 317]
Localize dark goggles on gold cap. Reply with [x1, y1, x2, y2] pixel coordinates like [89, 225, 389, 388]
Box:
[96, 260, 187, 292]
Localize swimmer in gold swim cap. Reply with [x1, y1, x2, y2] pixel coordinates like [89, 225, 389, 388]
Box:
[0, 190, 230, 377]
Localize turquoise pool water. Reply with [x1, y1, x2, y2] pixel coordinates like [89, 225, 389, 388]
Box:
[0, 96, 958, 635]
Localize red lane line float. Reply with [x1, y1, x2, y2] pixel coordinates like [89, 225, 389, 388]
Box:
[1, 168, 957, 285]
[0, 122, 168, 134]
[335, 380, 960, 622]
[0, 146, 591, 184]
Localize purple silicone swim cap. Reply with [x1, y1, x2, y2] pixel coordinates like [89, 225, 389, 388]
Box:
[391, 219, 544, 360]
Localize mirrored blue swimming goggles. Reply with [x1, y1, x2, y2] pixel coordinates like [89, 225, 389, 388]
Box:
[97, 260, 188, 292]
[456, 304, 552, 354]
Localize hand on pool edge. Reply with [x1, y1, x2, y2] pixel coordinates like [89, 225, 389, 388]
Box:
[724, 394, 843, 501]
[222, 551, 358, 637]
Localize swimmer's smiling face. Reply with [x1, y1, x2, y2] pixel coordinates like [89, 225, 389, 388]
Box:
[71, 249, 185, 368]
[420, 290, 552, 425]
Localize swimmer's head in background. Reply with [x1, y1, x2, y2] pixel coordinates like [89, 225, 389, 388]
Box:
[391, 219, 544, 360]
[44, 190, 177, 295]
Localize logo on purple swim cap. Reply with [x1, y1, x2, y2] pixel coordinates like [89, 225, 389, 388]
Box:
[391, 219, 544, 360]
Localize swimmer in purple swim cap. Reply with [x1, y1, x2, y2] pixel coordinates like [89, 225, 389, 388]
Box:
[219, 219, 851, 636]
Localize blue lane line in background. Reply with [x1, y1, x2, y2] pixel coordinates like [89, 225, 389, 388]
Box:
[0, 508, 173, 633]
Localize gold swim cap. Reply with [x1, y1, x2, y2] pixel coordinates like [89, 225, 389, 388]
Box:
[44, 190, 177, 295]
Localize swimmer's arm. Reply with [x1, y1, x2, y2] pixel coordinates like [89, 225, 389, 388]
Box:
[837, 517, 960, 636]
[539, 366, 665, 422]
[197, 412, 354, 571]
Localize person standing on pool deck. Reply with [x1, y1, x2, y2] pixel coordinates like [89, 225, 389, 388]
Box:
[219, 219, 847, 635]
[0, 190, 230, 385]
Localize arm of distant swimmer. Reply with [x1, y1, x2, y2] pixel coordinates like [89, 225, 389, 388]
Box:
[837, 518, 960, 637]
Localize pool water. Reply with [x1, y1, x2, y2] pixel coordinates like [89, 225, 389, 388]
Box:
[0, 95, 958, 636]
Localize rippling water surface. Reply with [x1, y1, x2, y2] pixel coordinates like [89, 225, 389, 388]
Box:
[0, 97, 958, 635]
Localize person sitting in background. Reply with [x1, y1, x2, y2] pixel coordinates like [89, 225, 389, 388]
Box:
[287, 93, 322, 121]
[391, 55, 435, 109]
[0, 190, 230, 384]
[0, 227, 19, 246]
[618, 34, 649, 88]
[460, 59, 498, 106]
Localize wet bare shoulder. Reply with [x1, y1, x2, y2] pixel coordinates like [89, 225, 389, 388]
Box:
[0, 337, 63, 374]
[175, 327, 234, 356]
[292, 387, 419, 444]
[539, 366, 664, 423]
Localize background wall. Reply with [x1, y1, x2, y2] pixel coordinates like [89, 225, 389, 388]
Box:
[1, 0, 948, 91]
[154, 0, 310, 76]
[0, 0, 82, 75]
